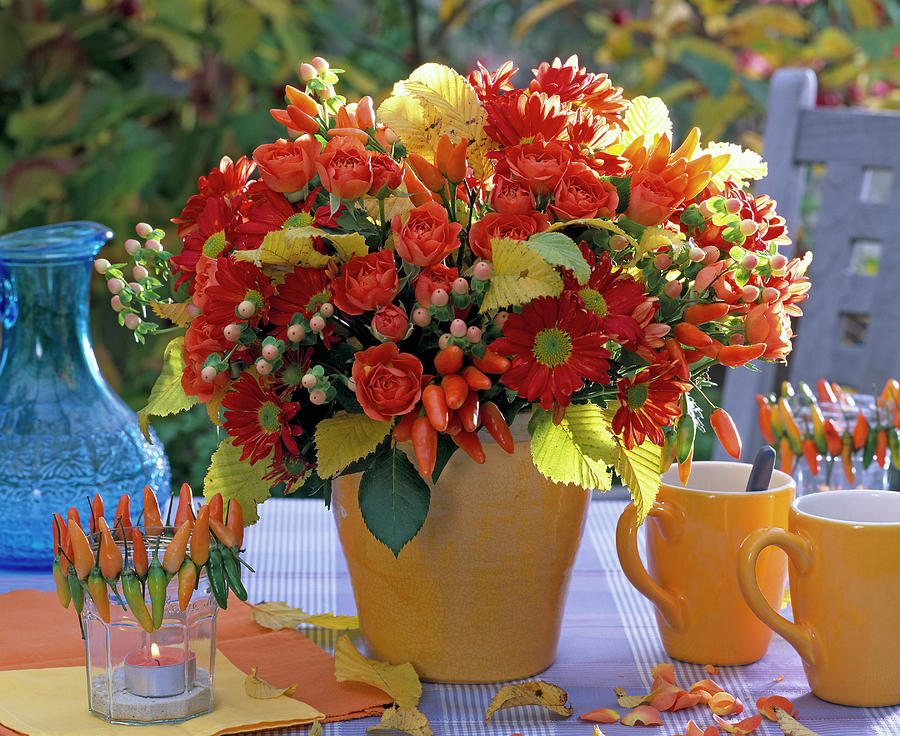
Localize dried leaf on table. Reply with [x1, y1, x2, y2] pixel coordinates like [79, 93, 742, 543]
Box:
[774, 706, 821, 736]
[310, 720, 323, 736]
[366, 705, 433, 736]
[250, 601, 359, 631]
[244, 666, 298, 698]
[757, 695, 799, 721]
[592, 726, 607, 736]
[484, 680, 573, 723]
[334, 634, 422, 708]
[613, 686, 653, 709]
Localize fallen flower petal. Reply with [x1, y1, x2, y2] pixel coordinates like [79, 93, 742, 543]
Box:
[621, 705, 663, 727]
[705, 665, 719, 675]
[579, 708, 620, 724]
[709, 691, 744, 716]
[681, 719, 718, 736]
[652, 662, 677, 684]
[650, 689, 679, 711]
[757, 695, 799, 721]
[671, 691, 703, 711]
[689, 678, 724, 696]
[714, 713, 763, 735]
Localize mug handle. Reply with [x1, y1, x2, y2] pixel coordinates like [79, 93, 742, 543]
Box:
[736, 528, 819, 665]
[615, 501, 686, 630]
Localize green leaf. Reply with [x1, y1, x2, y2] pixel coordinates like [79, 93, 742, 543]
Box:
[203, 438, 272, 525]
[358, 447, 430, 556]
[137, 337, 197, 442]
[526, 231, 591, 284]
[529, 406, 614, 490]
[618, 95, 672, 146]
[314, 411, 393, 478]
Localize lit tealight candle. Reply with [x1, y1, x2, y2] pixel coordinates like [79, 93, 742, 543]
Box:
[124, 642, 196, 698]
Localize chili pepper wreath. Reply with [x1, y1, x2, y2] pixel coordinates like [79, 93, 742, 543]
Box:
[94, 55, 811, 555]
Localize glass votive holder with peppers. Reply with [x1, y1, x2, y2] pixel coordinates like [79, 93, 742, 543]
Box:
[51, 483, 250, 725]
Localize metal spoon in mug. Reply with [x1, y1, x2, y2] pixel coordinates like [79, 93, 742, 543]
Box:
[745, 445, 776, 492]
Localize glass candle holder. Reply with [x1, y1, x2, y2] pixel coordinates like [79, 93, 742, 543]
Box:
[83, 537, 217, 725]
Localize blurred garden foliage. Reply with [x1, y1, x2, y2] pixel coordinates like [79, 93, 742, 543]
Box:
[1, 0, 897, 487]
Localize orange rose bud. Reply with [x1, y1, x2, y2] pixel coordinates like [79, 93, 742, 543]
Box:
[356, 96, 376, 129]
[327, 127, 370, 145]
[435, 134, 453, 173]
[446, 137, 468, 182]
[402, 162, 433, 207]
[287, 105, 320, 134]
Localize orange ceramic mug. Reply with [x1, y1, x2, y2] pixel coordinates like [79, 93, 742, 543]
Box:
[737, 489, 900, 707]
[616, 461, 794, 665]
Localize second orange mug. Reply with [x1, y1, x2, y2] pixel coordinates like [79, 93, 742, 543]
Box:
[616, 461, 795, 665]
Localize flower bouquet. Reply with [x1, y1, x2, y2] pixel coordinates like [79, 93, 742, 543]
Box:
[96, 54, 811, 557]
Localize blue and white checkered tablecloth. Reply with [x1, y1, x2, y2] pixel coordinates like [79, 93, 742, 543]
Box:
[3, 498, 899, 735]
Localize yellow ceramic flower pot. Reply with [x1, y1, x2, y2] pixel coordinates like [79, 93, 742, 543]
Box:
[331, 436, 590, 683]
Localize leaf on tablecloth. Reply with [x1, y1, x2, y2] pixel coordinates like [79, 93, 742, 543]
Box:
[484, 680, 573, 723]
[249, 601, 359, 631]
[613, 686, 653, 709]
[334, 634, 422, 708]
[774, 706, 821, 736]
[244, 666, 297, 698]
[592, 726, 607, 736]
[366, 705, 433, 736]
[310, 720, 323, 736]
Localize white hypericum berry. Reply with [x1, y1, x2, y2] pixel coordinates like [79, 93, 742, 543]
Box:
[494, 311, 509, 329]
[310, 56, 329, 73]
[262, 344, 279, 361]
[135, 222, 153, 238]
[110, 295, 124, 312]
[769, 253, 787, 271]
[201, 366, 218, 383]
[287, 324, 306, 342]
[319, 84, 335, 100]
[301, 373, 317, 389]
[729, 333, 746, 346]
[466, 326, 482, 343]
[741, 285, 760, 302]
[664, 280, 682, 298]
[698, 200, 716, 217]
[452, 277, 468, 295]
[653, 254, 672, 270]
[94, 258, 111, 274]
[688, 246, 705, 262]
[438, 333, 451, 349]
[237, 300, 256, 319]
[739, 219, 758, 236]
[223, 323, 242, 342]
[762, 287, 780, 303]
[107, 278, 125, 295]
[132, 265, 148, 281]
[146, 239, 163, 252]
[309, 315, 325, 332]
[702, 246, 720, 264]
[347, 377, 357, 392]
[299, 62, 317, 81]
[318, 302, 334, 318]
[430, 288, 449, 307]
[124, 238, 141, 256]
[124, 313, 141, 330]
[609, 234, 629, 251]
[473, 261, 492, 280]
[450, 319, 467, 338]
[725, 198, 742, 215]
[255, 359, 273, 376]
[412, 307, 431, 327]
[309, 389, 327, 405]
[741, 253, 759, 270]
[128, 281, 143, 294]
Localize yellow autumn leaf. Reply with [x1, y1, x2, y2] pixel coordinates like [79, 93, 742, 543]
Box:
[605, 404, 663, 523]
[314, 412, 393, 479]
[249, 601, 359, 631]
[548, 218, 640, 251]
[334, 634, 422, 708]
[479, 237, 562, 313]
[701, 141, 768, 189]
[774, 706, 821, 736]
[618, 96, 672, 147]
[631, 227, 685, 267]
[203, 438, 272, 525]
[485, 680, 573, 724]
[613, 686, 653, 709]
[512, 0, 578, 40]
[235, 229, 332, 269]
[366, 705, 434, 736]
[244, 666, 298, 698]
[530, 407, 614, 491]
[137, 337, 197, 442]
[149, 299, 192, 328]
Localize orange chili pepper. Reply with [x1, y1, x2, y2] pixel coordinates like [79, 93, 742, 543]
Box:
[778, 398, 803, 454]
[756, 398, 776, 444]
[284, 85, 319, 117]
[841, 434, 855, 485]
[435, 134, 453, 174]
[881, 378, 900, 403]
[817, 378, 838, 404]
[407, 153, 445, 192]
[90, 493, 104, 536]
[665, 338, 690, 379]
[778, 435, 794, 474]
[162, 520, 192, 574]
[208, 493, 224, 524]
[52, 513, 69, 562]
[894, 409, 900, 431]
[852, 411, 869, 451]
[458, 392, 480, 433]
[694, 261, 727, 293]
[434, 344, 463, 375]
[452, 430, 486, 464]
[286, 105, 320, 134]
[392, 412, 417, 442]
[660, 430, 677, 473]
[683, 302, 729, 324]
[173, 482, 195, 529]
[335, 105, 356, 129]
[481, 401, 514, 454]
[209, 517, 238, 549]
[142, 485, 163, 536]
[710, 408, 741, 459]
[445, 137, 468, 183]
[472, 348, 510, 374]
[87, 567, 110, 623]
[718, 342, 766, 367]
[113, 494, 132, 540]
[876, 428, 889, 469]
[67, 506, 81, 527]
[678, 447, 693, 486]
[226, 500, 245, 548]
[356, 95, 376, 129]
[177, 559, 197, 612]
[802, 438, 819, 477]
[461, 365, 491, 391]
[411, 416, 437, 478]
[67, 518, 94, 581]
[699, 337, 723, 358]
[445, 410, 462, 436]
[422, 384, 449, 432]
[131, 528, 149, 577]
[98, 518, 122, 580]
[441, 373, 469, 410]
[673, 322, 713, 348]
[190, 505, 211, 566]
[823, 418, 843, 456]
[401, 161, 432, 207]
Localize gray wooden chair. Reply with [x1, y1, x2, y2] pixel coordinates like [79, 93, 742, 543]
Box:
[717, 67, 900, 460]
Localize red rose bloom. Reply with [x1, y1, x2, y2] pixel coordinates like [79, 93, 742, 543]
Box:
[253, 136, 320, 193]
[331, 250, 399, 315]
[351, 343, 424, 422]
[494, 138, 574, 195]
[371, 304, 410, 342]
[626, 171, 684, 226]
[549, 162, 619, 221]
[391, 201, 462, 267]
[369, 153, 404, 196]
[315, 137, 373, 200]
[413, 264, 458, 307]
[468, 211, 549, 259]
[489, 174, 537, 215]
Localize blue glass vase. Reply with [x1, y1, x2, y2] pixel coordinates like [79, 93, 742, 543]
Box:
[0, 222, 170, 569]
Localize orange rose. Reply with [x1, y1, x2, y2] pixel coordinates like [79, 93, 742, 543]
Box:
[331, 250, 398, 315]
[315, 137, 373, 200]
[413, 264, 458, 307]
[496, 139, 573, 195]
[352, 343, 424, 422]
[371, 304, 410, 342]
[744, 302, 793, 361]
[181, 315, 232, 403]
[489, 174, 536, 214]
[550, 163, 619, 221]
[391, 201, 462, 267]
[626, 171, 683, 226]
[253, 136, 319, 193]
[369, 153, 403, 196]
[468, 211, 548, 259]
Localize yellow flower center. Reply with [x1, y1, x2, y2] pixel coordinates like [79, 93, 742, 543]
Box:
[532, 327, 573, 367]
[257, 401, 281, 433]
[625, 383, 648, 410]
[284, 212, 314, 228]
[579, 287, 607, 317]
[202, 231, 227, 257]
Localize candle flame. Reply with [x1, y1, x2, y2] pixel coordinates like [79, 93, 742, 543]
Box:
[150, 642, 161, 658]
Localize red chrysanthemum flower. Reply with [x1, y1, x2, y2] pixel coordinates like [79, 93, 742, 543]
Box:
[483, 91, 570, 146]
[237, 182, 332, 248]
[565, 107, 620, 152]
[564, 249, 650, 349]
[222, 373, 301, 466]
[267, 266, 332, 341]
[201, 258, 275, 330]
[467, 60, 518, 102]
[264, 453, 315, 495]
[171, 155, 255, 238]
[170, 196, 246, 291]
[529, 56, 628, 131]
[612, 363, 689, 449]
[489, 293, 611, 410]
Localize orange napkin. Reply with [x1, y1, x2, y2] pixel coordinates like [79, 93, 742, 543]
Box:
[0, 590, 386, 726]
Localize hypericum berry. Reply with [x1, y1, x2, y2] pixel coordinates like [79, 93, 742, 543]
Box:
[725, 198, 742, 215]
[94, 258, 111, 274]
[494, 311, 509, 329]
[107, 278, 125, 295]
[124, 238, 141, 256]
[237, 300, 256, 319]
[132, 265, 148, 281]
[299, 62, 317, 81]
[110, 295, 124, 312]
[609, 234, 629, 251]
[739, 219, 758, 236]
[347, 377, 357, 392]
[309, 315, 325, 332]
[438, 333, 451, 349]
[452, 277, 468, 295]
[301, 373, 317, 389]
[688, 246, 705, 262]
[319, 84, 335, 100]
[466, 326, 482, 343]
[741, 253, 759, 270]
[702, 246, 720, 264]
[762, 286, 780, 303]
[262, 344, 279, 361]
[128, 281, 144, 294]
[473, 261, 492, 280]
[318, 302, 334, 318]
[309, 389, 327, 405]
[135, 222, 153, 238]
[664, 280, 682, 298]
[310, 56, 329, 73]
[124, 313, 141, 330]
[431, 288, 449, 307]
[741, 285, 759, 302]
[770, 253, 787, 271]
[255, 359, 273, 376]
[654, 254, 672, 270]
[187, 303, 201, 318]
[412, 307, 431, 327]
[450, 319, 467, 338]
[729, 333, 746, 346]
[201, 366, 218, 383]
[146, 239, 163, 252]
[287, 324, 306, 342]
[698, 200, 717, 217]
[223, 323, 241, 342]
